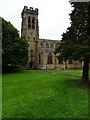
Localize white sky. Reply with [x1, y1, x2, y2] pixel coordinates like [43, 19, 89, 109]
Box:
[0, 0, 73, 40]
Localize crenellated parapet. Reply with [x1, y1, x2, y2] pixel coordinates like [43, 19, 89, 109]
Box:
[39, 38, 60, 42]
[21, 6, 39, 17]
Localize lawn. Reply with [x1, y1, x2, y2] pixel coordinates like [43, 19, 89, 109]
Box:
[48, 69, 90, 78]
[2, 70, 89, 118]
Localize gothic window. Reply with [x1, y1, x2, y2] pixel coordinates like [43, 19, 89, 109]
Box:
[32, 17, 35, 29]
[51, 43, 54, 48]
[46, 43, 49, 48]
[40, 42, 43, 47]
[36, 19, 38, 30]
[41, 52, 43, 64]
[28, 16, 31, 28]
[47, 53, 53, 64]
[39, 53, 41, 64]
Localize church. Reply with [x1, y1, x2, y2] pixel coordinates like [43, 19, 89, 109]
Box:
[21, 6, 82, 69]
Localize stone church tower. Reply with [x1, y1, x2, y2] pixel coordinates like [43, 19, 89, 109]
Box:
[21, 6, 39, 69]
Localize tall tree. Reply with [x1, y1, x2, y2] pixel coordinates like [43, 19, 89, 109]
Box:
[2, 18, 29, 70]
[56, 2, 90, 82]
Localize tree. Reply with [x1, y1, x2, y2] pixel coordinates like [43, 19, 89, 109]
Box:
[2, 18, 29, 71]
[56, 2, 90, 82]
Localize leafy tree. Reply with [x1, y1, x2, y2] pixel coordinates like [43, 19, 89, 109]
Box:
[56, 2, 90, 82]
[2, 18, 29, 70]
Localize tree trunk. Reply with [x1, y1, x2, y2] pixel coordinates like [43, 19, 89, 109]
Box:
[82, 60, 89, 82]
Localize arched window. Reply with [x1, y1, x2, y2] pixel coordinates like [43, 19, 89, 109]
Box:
[28, 16, 31, 28]
[46, 43, 49, 48]
[40, 42, 43, 47]
[36, 19, 38, 30]
[47, 53, 53, 64]
[39, 53, 41, 64]
[32, 17, 35, 29]
[51, 43, 54, 48]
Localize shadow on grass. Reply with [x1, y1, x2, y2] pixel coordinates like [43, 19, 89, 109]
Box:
[64, 78, 90, 89]
[2, 69, 31, 76]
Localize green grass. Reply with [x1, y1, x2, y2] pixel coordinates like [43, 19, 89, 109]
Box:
[48, 69, 90, 80]
[2, 70, 88, 118]
[48, 69, 82, 76]
[48, 69, 90, 77]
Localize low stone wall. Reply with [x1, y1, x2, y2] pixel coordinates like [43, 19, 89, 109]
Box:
[66, 64, 82, 69]
[56, 64, 64, 69]
[38, 63, 83, 70]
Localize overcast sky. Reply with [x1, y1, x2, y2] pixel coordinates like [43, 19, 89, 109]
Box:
[0, 0, 73, 40]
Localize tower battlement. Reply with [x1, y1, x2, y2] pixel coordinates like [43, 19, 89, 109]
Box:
[21, 6, 38, 16]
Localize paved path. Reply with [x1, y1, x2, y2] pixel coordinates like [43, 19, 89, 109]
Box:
[40, 70, 81, 78]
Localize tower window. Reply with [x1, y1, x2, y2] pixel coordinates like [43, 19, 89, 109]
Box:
[36, 19, 38, 30]
[28, 16, 31, 28]
[39, 53, 41, 64]
[32, 17, 35, 29]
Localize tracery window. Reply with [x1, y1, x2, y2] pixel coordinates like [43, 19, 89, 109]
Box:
[28, 16, 31, 28]
[51, 43, 54, 48]
[32, 17, 35, 29]
[40, 42, 43, 47]
[47, 53, 53, 64]
[36, 19, 38, 30]
[39, 53, 41, 64]
[46, 43, 49, 48]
